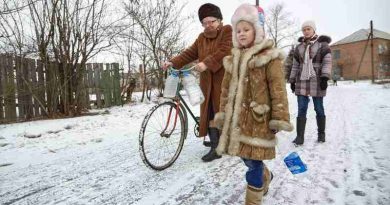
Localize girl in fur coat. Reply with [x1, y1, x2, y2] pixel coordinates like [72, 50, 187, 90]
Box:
[213, 4, 293, 204]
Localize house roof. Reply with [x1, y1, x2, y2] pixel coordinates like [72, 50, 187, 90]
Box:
[331, 29, 390, 46]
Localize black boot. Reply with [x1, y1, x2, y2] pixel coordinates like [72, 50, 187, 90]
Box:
[201, 128, 222, 162]
[317, 116, 326, 142]
[203, 139, 211, 147]
[292, 117, 306, 145]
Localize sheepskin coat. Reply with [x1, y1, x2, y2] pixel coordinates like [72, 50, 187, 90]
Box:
[170, 24, 232, 137]
[214, 39, 293, 160]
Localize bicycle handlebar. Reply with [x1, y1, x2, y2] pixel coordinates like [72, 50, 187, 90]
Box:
[168, 65, 196, 73]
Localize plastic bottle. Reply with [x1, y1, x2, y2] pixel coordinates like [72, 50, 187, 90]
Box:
[163, 74, 179, 98]
[182, 73, 205, 106]
[284, 152, 308, 175]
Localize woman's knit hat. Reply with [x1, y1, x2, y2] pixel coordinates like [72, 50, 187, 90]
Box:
[198, 3, 223, 22]
[231, 4, 265, 48]
[301, 20, 316, 31]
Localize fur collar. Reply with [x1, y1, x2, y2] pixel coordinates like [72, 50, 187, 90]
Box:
[298, 35, 331, 43]
[223, 39, 284, 73]
[231, 38, 274, 59]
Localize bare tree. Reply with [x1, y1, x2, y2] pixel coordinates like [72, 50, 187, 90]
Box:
[1, 0, 119, 118]
[123, 0, 189, 97]
[0, 0, 39, 15]
[133, 34, 154, 102]
[0, 0, 45, 120]
[47, 0, 117, 115]
[265, 2, 299, 49]
[110, 16, 138, 102]
[0, 0, 33, 56]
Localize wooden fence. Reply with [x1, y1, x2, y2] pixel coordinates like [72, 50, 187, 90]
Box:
[0, 54, 121, 124]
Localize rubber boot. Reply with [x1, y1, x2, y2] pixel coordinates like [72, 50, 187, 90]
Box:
[317, 116, 326, 142]
[201, 128, 222, 162]
[203, 138, 211, 147]
[292, 117, 306, 145]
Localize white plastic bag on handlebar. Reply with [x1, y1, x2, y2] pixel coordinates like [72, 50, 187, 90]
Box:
[182, 73, 204, 106]
[163, 73, 179, 98]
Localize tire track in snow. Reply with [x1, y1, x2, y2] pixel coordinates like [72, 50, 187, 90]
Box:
[342, 86, 390, 205]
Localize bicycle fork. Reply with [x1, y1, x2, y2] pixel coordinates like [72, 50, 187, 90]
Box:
[161, 101, 181, 138]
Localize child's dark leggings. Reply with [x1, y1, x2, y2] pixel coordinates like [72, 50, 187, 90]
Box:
[242, 158, 264, 188]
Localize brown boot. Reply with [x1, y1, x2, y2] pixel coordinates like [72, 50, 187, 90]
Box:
[262, 166, 273, 195]
[245, 185, 264, 205]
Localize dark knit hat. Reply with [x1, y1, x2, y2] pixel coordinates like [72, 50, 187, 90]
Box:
[198, 3, 222, 22]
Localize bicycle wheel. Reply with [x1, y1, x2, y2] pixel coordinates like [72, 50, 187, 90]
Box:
[139, 101, 186, 170]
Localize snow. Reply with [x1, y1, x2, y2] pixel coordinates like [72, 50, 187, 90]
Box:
[1, 81, 390, 205]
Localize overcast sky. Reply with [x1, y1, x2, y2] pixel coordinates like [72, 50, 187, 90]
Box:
[182, 0, 390, 46]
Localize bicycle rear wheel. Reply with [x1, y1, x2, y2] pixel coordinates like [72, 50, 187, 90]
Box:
[139, 101, 186, 170]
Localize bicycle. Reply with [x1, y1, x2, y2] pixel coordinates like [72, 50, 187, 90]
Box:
[139, 66, 204, 170]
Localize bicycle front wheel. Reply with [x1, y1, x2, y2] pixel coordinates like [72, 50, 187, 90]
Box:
[139, 101, 186, 170]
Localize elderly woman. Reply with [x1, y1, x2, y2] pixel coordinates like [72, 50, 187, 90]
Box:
[162, 3, 232, 162]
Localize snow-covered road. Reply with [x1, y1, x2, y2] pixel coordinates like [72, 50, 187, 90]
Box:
[1, 81, 389, 205]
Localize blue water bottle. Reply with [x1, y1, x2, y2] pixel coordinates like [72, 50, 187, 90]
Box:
[284, 152, 307, 174]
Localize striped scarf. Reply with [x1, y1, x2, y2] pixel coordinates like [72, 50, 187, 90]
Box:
[300, 35, 318, 80]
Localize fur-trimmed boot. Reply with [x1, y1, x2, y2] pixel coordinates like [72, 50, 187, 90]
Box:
[262, 165, 273, 195]
[245, 185, 264, 205]
[201, 128, 222, 162]
[317, 116, 326, 142]
[292, 117, 306, 145]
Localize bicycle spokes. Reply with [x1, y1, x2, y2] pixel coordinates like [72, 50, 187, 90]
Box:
[139, 102, 186, 170]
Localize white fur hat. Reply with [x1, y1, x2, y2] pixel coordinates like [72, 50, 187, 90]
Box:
[301, 20, 316, 31]
[231, 4, 265, 48]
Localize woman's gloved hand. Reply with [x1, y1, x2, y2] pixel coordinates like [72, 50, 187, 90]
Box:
[320, 77, 328, 90]
[290, 83, 295, 93]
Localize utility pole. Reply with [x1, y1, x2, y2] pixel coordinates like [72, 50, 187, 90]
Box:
[370, 20, 375, 83]
[355, 33, 371, 82]
[355, 21, 375, 83]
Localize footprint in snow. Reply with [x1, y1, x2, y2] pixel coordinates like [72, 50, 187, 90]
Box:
[353, 190, 366, 196]
[325, 178, 339, 188]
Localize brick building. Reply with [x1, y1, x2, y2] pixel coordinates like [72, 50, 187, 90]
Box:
[330, 29, 390, 80]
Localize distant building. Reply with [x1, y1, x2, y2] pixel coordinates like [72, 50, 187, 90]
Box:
[330, 29, 390, 80]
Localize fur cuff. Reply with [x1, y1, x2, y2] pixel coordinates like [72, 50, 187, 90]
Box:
[223, 56, 233, 73]
[214, 112, 225, 130]
[269, 120, 294, 132]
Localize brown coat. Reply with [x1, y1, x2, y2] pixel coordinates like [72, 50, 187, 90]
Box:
[170, 24, 232, 137]
[214, 39, 293, 160]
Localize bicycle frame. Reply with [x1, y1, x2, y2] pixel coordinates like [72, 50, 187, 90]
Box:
[161, 70, 199, 138]
[178, 93, 199, 126]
